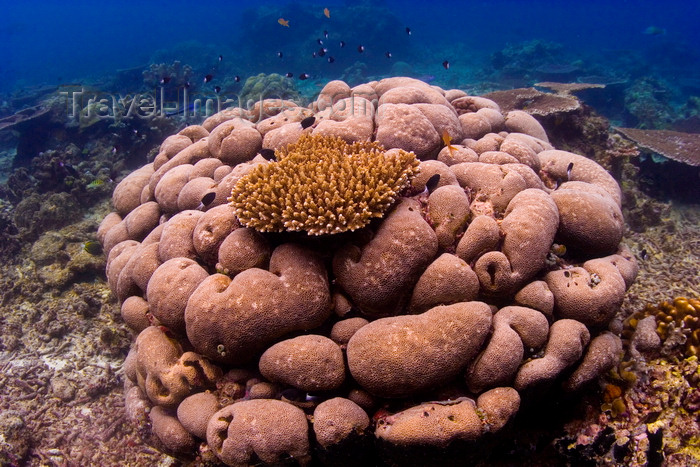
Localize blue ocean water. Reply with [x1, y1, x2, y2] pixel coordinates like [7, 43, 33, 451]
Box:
[2, 0, 698, 98]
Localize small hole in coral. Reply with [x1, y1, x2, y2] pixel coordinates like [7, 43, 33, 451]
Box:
[564, 270, 571, 277]
[487, 263, 497, 285]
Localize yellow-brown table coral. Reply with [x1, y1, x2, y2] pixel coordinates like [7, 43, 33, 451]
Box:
[229, 133, 419, 235]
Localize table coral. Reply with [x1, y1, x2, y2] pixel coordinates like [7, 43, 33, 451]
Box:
[98, 76, 641, 465]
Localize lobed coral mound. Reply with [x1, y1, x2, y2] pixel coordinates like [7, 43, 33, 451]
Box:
[230, 133, 419, 235]
[99, 76, 639, 465]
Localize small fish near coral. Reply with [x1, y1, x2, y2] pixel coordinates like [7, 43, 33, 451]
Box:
[82, 240, 103, 255]
[643, 26, 666, 35]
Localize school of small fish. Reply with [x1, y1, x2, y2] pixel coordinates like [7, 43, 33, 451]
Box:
[154, 6, 453, 98]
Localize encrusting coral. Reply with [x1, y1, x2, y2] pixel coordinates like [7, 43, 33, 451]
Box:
[229, 133, 419, 235]
[98, 76, 641, 465]
[625, 297, 700, 358]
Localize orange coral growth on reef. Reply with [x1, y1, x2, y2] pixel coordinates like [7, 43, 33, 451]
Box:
[625, 297, 700, 358]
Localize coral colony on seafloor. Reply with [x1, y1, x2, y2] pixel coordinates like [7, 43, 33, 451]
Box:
[97, 76, 648, 465]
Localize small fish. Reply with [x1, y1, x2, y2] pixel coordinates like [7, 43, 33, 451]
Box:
[317, 38, 324, 45]
[442, 60, 450, 70]
[184, 81, 191, 89]
[83, 240, 103, 256]
[280, 387, 305, 402]
[58, 161, 79, 177]
[86, 179, 105, 189]
[160, 76, 171, 85]
[385, 51, 392, 59]
[323, 30, 329, 39]
[442, 129, 457, 152]
[323, 7, 330, 18]
[327, 56, 335, 63]
[406, 27, 411, 35]
[218, 55, 223, 62]
[318, 48, 326, 57]
[357, 45, 365, 53]
[204, 74, 213, 83]
[566, 162, 574, 180]
[644, 26, 665, 35]
[425, 173, 441, 192]
[551, 243, 567, 257]
[259, 148, 276, 160]
[277, 51, 283, 58]
[166, 102, 195, 117]
[201, 192, 216, 207]
[285, 72, 294, 78]
[312, 51, 317, 58]
[214, 86, 221, 94]
[278, 17, 290, 27]
[299, 73, 310, 80]
[339, 40, 345, 48]
[300, 116, 316, 129]
[112, 146, 118, 154]
[234, 75, 241, 82]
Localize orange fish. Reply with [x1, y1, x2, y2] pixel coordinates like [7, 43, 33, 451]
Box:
[442, 130, 458, 153]
[278, 17, 290, 27]
[323, 8, 330, 18]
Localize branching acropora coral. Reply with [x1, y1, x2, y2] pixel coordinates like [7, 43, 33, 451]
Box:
[229, 133, 419, 235]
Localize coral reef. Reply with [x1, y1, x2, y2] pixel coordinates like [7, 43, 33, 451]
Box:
[490, 40, 571, 80]
[625, 297, 700, 359]
[95, 76, 643, 465]
[238, 73, 301, 108]
[623, 78, 675, 129]
[0, 69, 697, 466]
[615, 127, 700, 167]
[142, 61, 193, 89]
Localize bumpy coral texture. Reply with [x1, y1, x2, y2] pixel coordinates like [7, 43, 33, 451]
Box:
[625, 297, 699, 358]
[99, 76, 641, 462]
[229, 133, 419, 235]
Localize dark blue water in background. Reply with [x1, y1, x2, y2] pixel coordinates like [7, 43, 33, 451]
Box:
[3, 0, 696, 191]
[2, 0, 699, 122]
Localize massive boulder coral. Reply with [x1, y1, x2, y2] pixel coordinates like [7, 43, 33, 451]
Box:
[99, 77, 639, 463]
[184, 243, 332, 364]
[346, 302, 492, 397]
[207, 399, 310, 466]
